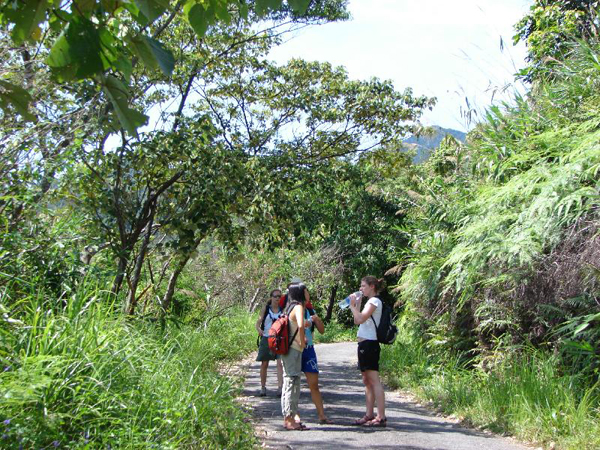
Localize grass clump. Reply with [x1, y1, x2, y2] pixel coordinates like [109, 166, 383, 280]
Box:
[381, 323, 600, 449]
[0, 283, 257, 449]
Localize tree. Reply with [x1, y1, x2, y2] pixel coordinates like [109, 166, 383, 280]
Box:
[514, 0, 600, 81]
[0, 0, 326, 131]
[0, 2, 350, 311]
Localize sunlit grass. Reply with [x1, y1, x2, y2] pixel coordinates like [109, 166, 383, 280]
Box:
[0, 282, 258, 449]
[382, 326, 600, 450]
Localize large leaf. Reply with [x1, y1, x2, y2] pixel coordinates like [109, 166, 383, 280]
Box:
[214, 0, 231, 23]
[255, 0, 282, 16]
[0, 80, 36, 121]
[46, 17, 106, 81]
[128, 35, 174, 76]
[133, 0, 168, 24]
[73, 0, 97, 16]
[3, 0, 48, 44]
[101, 75, 148, 136]
[143, 36, 175, 75]
[185, 1, 214, 37]
[287, 0, 311, 15]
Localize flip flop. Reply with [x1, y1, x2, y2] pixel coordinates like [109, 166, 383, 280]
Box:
[319, 418, 334, 424]
[363, 417, 387, 427]
[353, 415, 375, 425]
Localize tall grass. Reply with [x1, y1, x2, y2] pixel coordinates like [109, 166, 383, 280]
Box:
[381, 323, 600, 450]
[0, 280, 257, 449]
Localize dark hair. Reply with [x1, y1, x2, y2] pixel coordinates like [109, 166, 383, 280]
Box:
[362, 276, 385, 294]
[287, 283, 307, 304]
[269, 289, 282, 298]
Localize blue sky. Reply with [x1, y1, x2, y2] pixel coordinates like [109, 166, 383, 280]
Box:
[269, 0, 533, 132]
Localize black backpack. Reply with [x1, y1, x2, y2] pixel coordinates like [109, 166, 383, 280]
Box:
[371, 302, 398, 345]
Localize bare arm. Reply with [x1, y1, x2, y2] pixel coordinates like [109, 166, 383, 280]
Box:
[255, 304, 267, 335]
[311, 314, 325, 334]
[350, 298, 376, 325]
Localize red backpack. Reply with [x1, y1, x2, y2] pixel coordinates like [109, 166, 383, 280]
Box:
[268, 301, 300, 355]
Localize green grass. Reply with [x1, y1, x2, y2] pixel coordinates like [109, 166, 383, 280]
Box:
[0, 282, 258, 449]
[381, 325, 600, 450]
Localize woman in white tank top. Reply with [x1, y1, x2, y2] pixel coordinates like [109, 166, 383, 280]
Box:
[348, 276, 387, 427]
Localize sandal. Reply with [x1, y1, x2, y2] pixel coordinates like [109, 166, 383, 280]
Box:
[319, 417, 334, 424]
[353, 415, 375, 425]
[364, 417, 387, 428]
[284, 422, 310, 431]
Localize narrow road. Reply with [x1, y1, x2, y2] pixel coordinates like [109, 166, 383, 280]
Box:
[241, 342, 530, 450]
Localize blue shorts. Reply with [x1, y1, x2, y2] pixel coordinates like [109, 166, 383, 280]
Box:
[301, 345, 319, 373]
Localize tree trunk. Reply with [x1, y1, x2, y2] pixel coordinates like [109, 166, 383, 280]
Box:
[126, 206, 155, 315]
[325, 284, 338, 323]
[111, 255, 129, 297]
[249, 287, 261, 312]
[160, 252, 193, 314]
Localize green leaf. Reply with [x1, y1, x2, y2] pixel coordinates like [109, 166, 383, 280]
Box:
[573, 322, 590, 336]
[73, 0, 97, 16]
[239, 0, 249, 19]
[133, 0, 168, 24]
[185, 1, 213, 37]
[287, 0, 311, 15]
[101, 75, 148, 136]
[144, 36, 175, 75]
[255, 0, 281, 16]
[113, 56, 133, 83]
[128, 35, 155, 69]
[3, 0, 48, 44]
[127, 35, 174, 76]
[214, 1, 231, 23]
[0, 80, 36, 121]
[46, 17, 107, 81]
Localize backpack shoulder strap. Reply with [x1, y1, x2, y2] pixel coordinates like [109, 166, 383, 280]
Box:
[369, 298, 381, 329]
[284, 300, 300, 316]
[260, 300, 271, 330]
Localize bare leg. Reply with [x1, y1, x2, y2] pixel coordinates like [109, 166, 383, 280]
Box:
[260, 360, 269, 387]
[364, 370, 385, 419]
[305, 372, 327, 420]
[362, 371, 375, 417]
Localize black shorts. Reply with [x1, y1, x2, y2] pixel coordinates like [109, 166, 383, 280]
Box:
[357, 340, 380, 372]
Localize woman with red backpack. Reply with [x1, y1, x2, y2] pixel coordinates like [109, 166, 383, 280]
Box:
[255, 289, 284, 397]
[280, 282, 308, 430]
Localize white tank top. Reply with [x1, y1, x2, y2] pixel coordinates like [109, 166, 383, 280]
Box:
[263, 306, 281, 334]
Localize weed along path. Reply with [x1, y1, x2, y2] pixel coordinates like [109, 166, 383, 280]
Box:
[241, 342, 529, 450]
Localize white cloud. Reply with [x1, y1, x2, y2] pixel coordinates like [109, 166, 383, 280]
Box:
[269, 0, 533, 131]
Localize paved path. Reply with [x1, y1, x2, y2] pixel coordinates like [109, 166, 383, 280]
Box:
[241, 342, 530, 450]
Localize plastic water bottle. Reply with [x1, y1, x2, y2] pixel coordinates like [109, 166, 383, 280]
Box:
[338, 291, 362, 309]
